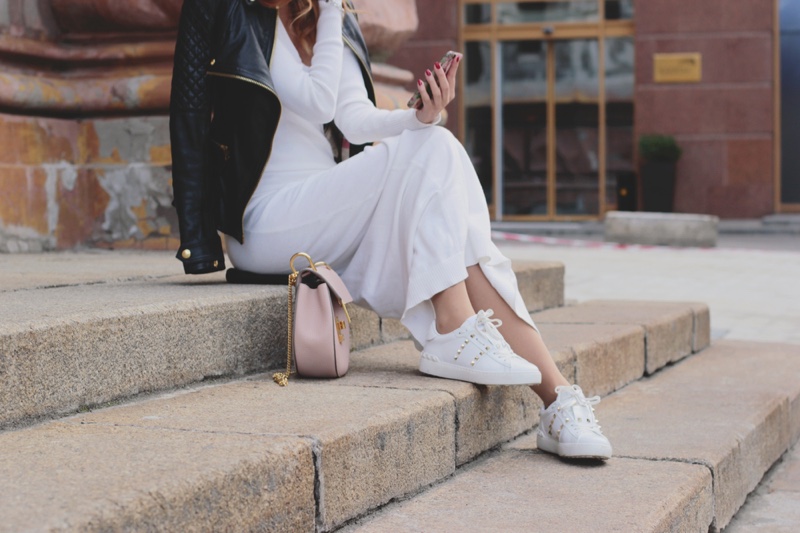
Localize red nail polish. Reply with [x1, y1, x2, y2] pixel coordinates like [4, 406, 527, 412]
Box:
[426, 69, 432, 76]
[418, 79, 423, 85]
[435, 62, 441, 70]
[456, 56, 461, 63]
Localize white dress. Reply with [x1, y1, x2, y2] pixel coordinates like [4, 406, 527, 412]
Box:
[224, 5, 537, 344]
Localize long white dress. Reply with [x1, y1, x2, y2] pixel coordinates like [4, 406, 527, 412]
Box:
[224, 6, 537, 344]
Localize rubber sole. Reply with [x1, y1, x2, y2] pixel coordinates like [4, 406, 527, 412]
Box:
[537, 432, 612, 460]
[419, 354, 542, 386]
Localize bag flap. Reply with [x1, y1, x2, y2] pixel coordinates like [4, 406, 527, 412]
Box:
[299, 265, 353, 304]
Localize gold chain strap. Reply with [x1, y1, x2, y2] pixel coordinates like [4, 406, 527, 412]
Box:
[273, 271, 299, 386]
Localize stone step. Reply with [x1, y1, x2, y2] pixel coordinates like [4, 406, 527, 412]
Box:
[346, 340, 800, 532]
[0, 260, 563, 429]
[0, 299, 702, 532]
[533, 299, 711, 375]
[726, 440, 800, 532]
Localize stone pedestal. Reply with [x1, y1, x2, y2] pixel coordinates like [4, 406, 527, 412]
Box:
[0, 0, 420, 252]
[604, 211, 719, 248]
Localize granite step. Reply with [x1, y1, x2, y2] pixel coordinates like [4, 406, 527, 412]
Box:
[532, 299, 711, 375]
[345, 340, 800, 533]
[0, 299, 704, 532]
[0, 259, 564, 430]
[726, 440, 800, 532]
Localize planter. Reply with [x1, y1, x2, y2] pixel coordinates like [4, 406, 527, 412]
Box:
[640, 160, 677, 213]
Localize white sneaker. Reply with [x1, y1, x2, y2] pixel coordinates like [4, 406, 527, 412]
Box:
[419, 310, 542, 386]
[537, 385, 612, 460]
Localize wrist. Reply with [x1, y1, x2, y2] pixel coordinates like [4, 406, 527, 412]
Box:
[414, 109, 441, 126]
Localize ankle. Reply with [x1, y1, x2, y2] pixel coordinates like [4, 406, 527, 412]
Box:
[537, 389, 558, 409]
[534, 379, 571, 408]
[435, 311, 473, 335]
[430, 281, 475, 336]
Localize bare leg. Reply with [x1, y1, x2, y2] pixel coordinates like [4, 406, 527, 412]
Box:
[431, 281, 475, 335]
[464, 264, 569, 406]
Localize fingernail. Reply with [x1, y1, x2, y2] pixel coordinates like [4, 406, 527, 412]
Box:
[456, 56, 461, 63]
[426, 69, 432, 76]
[435, 62, 441, 70]
[418, 79, 423, 85]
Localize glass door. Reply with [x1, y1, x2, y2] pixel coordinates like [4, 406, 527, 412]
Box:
[553, 38, 600, 216]
[460, 0, 635, 220]
[499, 39, 548, 215]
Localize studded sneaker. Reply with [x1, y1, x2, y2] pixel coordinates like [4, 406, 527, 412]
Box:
[419, 310, 542, 386]
[537, 385, 612, 460]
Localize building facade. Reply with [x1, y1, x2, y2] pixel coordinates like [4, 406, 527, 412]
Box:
[391, 0, 796, 220]
[0, 0, 796, 252]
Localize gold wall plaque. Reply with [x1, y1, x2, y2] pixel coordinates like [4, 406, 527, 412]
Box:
[653, 53, 702, 83]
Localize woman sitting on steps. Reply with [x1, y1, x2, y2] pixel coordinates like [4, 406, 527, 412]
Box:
[170, 0, 612, 460]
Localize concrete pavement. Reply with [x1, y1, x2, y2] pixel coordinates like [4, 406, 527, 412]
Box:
[496, 238, 800, 345]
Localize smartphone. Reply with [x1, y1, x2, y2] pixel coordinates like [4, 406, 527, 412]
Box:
[407, 50, 463, 110]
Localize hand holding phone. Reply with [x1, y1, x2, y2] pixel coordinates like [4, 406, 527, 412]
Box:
[407, 50, 463, 110]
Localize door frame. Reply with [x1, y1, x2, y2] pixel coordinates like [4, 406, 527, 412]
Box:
[776, 0, 800, 213]
[458, 0, 635, 220]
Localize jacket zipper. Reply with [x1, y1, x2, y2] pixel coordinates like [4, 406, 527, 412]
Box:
[212, 139, 231, 161]
[206, 71, 273, 93]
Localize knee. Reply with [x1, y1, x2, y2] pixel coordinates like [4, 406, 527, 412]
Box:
[400, 126, 470, 191]
[409, 126, 465, 170]
[414, 124, 456, 145]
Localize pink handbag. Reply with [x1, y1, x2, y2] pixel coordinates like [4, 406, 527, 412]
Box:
[273, 253, 353, 386]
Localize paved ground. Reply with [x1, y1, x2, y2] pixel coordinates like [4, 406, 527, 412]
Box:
[497, 236, 800, 345]
[496, 232, 800, 532]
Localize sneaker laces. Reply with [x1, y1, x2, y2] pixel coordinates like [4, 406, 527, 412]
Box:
[474, 309, 516, 360]
[553, 385, 602, 430]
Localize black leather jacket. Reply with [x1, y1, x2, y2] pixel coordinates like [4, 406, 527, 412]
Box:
[170, 0, 374, 274]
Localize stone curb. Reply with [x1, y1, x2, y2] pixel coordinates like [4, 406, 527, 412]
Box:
[604, 211, 720, 247]
[0, 262, 564, 430]
[0, 299, 691, 532]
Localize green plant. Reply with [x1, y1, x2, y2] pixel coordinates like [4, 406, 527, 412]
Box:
[639, 134, 682, 162]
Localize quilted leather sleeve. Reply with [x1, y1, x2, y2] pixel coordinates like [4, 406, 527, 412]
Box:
[172, 0, 214, 112]
[169, 0, 226, 275]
